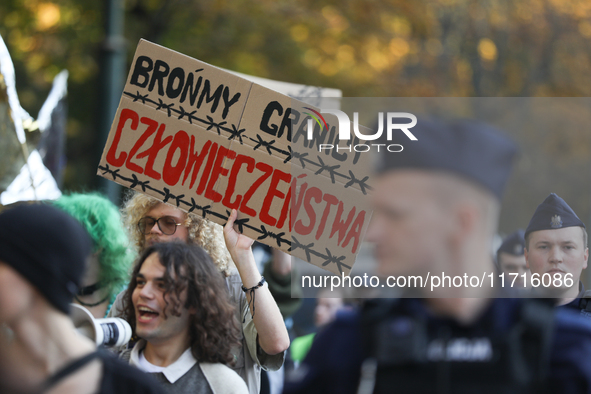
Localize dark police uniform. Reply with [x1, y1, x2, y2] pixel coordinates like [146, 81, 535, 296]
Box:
[563, 282, 591, 318]
[283, 298, 591, 394]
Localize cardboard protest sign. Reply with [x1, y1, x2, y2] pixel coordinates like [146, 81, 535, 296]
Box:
[98, 39, 373, 275]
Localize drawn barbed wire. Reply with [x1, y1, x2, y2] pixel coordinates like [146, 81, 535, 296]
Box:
[291, 237, 351, 274]
[98, 163, 351, 274]
[98, 164, 351, 273]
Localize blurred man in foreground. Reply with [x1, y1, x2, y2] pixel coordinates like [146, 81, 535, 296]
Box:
[284, 119, 591, 394]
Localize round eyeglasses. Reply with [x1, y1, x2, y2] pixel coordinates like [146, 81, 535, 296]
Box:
[138, 216, 183, 235]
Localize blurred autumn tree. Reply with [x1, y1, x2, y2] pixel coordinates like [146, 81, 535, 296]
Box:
[1, 0, 591, 217]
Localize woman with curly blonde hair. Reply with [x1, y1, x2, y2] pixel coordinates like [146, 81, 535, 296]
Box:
[121, 191, 234, 277]
[110, 191, 289, 394]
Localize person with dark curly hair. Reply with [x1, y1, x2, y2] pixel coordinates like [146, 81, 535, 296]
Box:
[52, 192, 135, 318]
[119, 241, 248, 393]
[110, 191, 290, 394]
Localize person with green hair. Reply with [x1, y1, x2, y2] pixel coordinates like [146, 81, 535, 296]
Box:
[52, 192, 135, 318]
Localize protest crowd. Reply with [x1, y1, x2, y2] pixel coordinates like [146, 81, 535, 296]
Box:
[2, 12, 591, 394]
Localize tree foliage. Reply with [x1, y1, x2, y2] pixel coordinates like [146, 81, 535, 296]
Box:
[1, 0, 591, 230]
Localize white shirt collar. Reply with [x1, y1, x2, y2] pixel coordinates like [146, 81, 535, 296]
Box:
[130, 339, 197, 383]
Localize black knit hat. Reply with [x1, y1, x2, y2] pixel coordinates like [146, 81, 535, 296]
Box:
[524, 193, 585, 239]
[0, 203, 93, 314]
[375, 118, 518, 200]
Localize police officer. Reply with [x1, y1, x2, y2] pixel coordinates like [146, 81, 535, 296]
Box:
[524, 193, 591, 315]
[283, 119, 591, 394]
[497, 230, 530, 288]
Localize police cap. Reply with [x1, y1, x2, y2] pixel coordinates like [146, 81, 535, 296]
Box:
[497, 229, 525, 257]
[524, 193, 585, 239]
[376, 118, 517, 200]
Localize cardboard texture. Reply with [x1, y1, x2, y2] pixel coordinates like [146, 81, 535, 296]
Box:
[289, 165, 373, 275]
[225, 68, 342, 110]
[98, 39, 373, 275]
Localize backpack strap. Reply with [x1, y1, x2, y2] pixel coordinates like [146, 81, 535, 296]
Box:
[40, 350, 100, 393]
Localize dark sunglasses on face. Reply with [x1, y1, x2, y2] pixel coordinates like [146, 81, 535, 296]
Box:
[138, 216, 183, 235]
